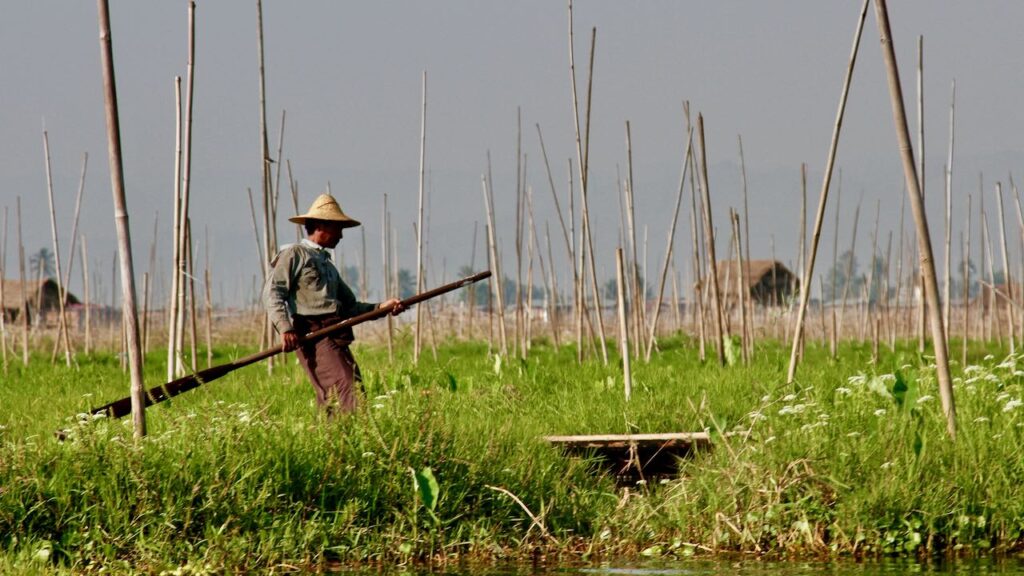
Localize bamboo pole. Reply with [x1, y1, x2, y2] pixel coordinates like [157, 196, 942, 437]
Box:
[382, 196, 394, 361]
[514, 109, 524, 359]
[167, 75, 183, 380]
[42, 130, 73, 366]
[962, 202, 970, 365]
[615, 248, 632, 402]
[732, 209, 749, 364]
[644, 125, 692, 361]
[786, 0, 869, 382]
[696, 114, 726, 365]
[0, 207, 7, 373]
[686, 104, 707, 361]
[544, 222, 560, 347]
[944, 80, 956, 331]
[982, 190, 996, 343]
[738, 134, 753, 353]
[624, 121, 645, 356]
[838, 198, 861, 341]
[414, 71, 427, 364]
[995, 183, 1015, 354]
[482, 172, 508, 356]
[50, 152, 89, 364]
[862, 200, 881, 339]
[97, 0, 147, 437]
[81, 236, 91, 355]
[144, 212, 157, 354]
[874, 0, 956, 438]
[16, 198, 28, 365]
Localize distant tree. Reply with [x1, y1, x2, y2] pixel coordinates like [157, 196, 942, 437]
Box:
[824, 250, 863, 303]
[397, 268, 415, 299]
[30, 247, 56, 281]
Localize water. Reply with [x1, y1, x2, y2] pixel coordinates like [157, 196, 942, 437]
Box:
[375, 559, 1024, 576]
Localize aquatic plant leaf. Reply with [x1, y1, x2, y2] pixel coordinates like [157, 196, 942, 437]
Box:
[414, 466, 440, 512]
[446, 372, 458, 392]
[723, 336, 738, 366]
[892, 371, 909, 410]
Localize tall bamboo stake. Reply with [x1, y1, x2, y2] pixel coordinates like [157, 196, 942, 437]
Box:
[255, 0, 275, 372]
[81, 236, 91, 355]
[874, 0, 956, 438]
[514, 109, 524, 359]
[544, 222, 560, 347]
[962, 200, 970, 365]
[51, 152, 88, 364]
[42, 130, 72, 366]
[97, 0, 147, 437]
[732, 209, 749, 363]
[624, 121, 645, 356]
[381, 196, 394, 361]
[144, 212, 157, 354]
[786, 0, 869, 382]
[167, 76, 183, 380]
[738, 135, 753, 348]
[414, 71, 427, 363]
[696, 114, 726, 365]
[0, 207, 7, 373]
[644, 125, 692, 361]
[615, 248, 631, 401]
[862, 200, 881, 340]
[839, 198, 861, 340]
[915, 35, 927, 353]
[16, 198, 28, 365]
[995, 183, 1015, 353]
[944, 80, 956, 331]
[482, 172, 508, 356]
[686, 104, 707, 361]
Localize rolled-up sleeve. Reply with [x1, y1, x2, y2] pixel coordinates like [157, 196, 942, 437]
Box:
[263, 248, 300, 334]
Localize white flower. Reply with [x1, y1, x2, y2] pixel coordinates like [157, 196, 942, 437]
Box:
[782, 394, 797, 402]
[362, 451, 375, 458]
[760, 394, 772, 403]
[916, 395, 934, 404]
[848, 374, 867, 385]
[1003, 398, 1023, 412]
[748, 411, 767, 422]
[373, 403, 385, 409]
[779, 404, 807, 416]
[964, 365, 984, 374]
[874, 408, 887, 417]
[984, 354, 995, 361]
[880, 461, 895, 470]
[835, 387, 852, 396]
[764, 436, 776, 444]
[846, 431, 861, 438]
[974, 417, 990, 423]
[997, 393, 1011, 402]
[91, 412, 107, 421]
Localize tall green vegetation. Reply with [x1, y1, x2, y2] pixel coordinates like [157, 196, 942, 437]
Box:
[1, 337, 1023, 571]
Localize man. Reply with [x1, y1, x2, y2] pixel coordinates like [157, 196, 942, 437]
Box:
[264, 193, 404, 415]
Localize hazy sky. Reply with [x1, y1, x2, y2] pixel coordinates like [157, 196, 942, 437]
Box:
[2, 2, 1024, 306]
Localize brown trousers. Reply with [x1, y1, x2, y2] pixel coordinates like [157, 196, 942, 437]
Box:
[293, 314, 362, 415]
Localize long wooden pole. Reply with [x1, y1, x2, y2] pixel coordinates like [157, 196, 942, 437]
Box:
[482, 172, 508, 356]
[81, 236, 91, 355]
[962, 196, 971, 364]
[615, 249, 631, 401]
[644, 126, 692, 361]
[995, 183, 1015, 354]
[97, 0, 147, 438]
[414, 71, 427, 363]
[696, 114, 726, 366]
[944, 80, 956, 331]
[50, 152, 88, 364]
[874, 0, 956, 438]
[167, 76, 183, 380]
[42, 130, 72, 366]
[786, 0, 869, 382]
[16, 198, 28, 365]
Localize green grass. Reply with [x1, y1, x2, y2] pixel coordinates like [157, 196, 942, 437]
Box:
[1, 332, 1024, 572]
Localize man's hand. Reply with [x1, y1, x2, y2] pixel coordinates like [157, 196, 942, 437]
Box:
[281, 330, 300, 352]
[379, 298, 406, 316]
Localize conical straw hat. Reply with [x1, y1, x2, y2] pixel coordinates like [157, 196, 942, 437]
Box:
[288, 193, 361, 228]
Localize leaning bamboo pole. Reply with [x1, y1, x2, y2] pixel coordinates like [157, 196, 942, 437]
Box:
[786, 0, 868, 382]
[962, 199, 971, 365]
[97, 0, 147, 438]
[696, 114, 726, 365]
[50, 152, 88, 364]
[738, 134, 753, 353]
[995, 183, 1015, 354]
[644, 125, 692, 361]
[41, 130, 72, 366]
[514, 110, 524, 359]
[414, 71, 427, 364]
[874, 0, 956, 438]
[381, 195, 394, 362]
[687, 106, 707, 361]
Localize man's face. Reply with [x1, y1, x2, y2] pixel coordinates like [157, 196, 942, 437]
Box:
[311, 221, 344, 248]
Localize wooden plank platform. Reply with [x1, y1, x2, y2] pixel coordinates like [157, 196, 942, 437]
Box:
[544, 432, 715, 483]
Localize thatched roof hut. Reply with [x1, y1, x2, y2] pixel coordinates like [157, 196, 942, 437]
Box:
[707, 260, 798, 307]
[1, 278, 80, 322]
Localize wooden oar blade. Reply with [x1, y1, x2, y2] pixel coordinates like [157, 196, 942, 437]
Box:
[88, 364, 236, 419]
